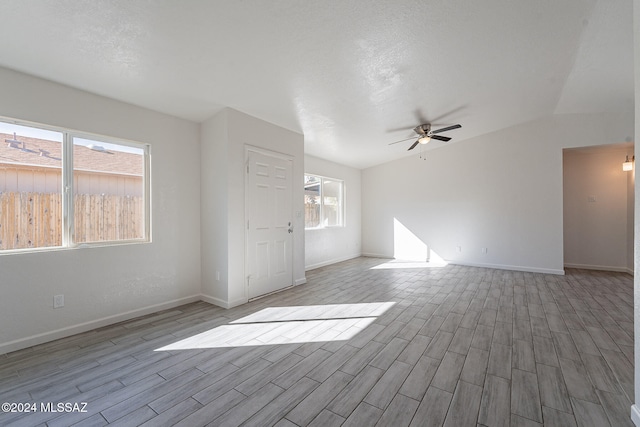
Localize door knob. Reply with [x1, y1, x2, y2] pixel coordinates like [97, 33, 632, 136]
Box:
[288, 222, 293, 233]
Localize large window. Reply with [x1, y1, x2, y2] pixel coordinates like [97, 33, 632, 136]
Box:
[304, 174, 344, 228]
[0, 118, 150, 252]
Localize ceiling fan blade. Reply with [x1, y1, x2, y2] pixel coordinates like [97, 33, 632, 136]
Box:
[430, 135, 451, 142]
[388, 136, 417, 145]
[413, 109, 429, 125]
[386, 126, 415, 133]
[431, 124, 462, 134]
[429, 105, 467, 123]
[408, 140, 420, 151]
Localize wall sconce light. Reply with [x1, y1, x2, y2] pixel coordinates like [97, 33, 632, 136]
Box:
[623, 155, 634, 172]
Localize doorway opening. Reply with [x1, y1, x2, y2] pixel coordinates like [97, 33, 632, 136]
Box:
[562, 142, 634, 274]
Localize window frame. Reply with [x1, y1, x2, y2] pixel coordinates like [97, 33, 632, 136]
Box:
[304, 173, 344, 229]
[0, 116, 151, 254]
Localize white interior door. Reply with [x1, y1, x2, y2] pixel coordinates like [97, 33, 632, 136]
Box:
[246, 150, 294, 299]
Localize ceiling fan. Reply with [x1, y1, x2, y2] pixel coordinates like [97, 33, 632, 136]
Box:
[389, 123, 462, 150]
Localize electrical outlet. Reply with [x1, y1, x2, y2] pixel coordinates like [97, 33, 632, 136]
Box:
[216, 271, 220, 281]
[53, 294, 64, 309]
[481, 247, 488, 254]
[456, 246, 462, 253]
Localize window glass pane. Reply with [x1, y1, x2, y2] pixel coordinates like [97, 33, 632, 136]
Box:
[304, 175, 321, 228]
[73, 137, 145, 243]
[323, 179, 342, 226]
[0, 122, 63, 250]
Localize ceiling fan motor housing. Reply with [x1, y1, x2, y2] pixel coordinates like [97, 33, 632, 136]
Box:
[414, 124, 430, 135]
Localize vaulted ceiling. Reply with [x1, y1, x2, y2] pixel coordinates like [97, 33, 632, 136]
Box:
[0, 0, 633, 169]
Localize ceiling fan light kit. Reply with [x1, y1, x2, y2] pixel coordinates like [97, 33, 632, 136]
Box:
[388, 123, 462, 152]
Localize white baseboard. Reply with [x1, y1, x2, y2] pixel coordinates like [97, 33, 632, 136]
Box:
[305, 253, 362, 271]
[360, 255, 564, 275]
[295, 277, 307, 286]
[200, 294, 230, 309]
[564, 263, 634, 275]
[227, 297, 249, 309]
[360, 252, 394, 259]
[631, 404, 640, 426]
[0, 295, 201, 355]
[449, 261, 565, 275]
[200, 294, 248, 309]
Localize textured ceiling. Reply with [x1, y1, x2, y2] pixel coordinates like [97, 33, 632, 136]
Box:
[0, 0, 633, 169]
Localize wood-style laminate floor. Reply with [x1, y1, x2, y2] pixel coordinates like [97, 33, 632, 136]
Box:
[0, 257, 634, 426]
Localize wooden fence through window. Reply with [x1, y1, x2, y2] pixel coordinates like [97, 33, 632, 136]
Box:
[304, 202, 320, 228]
[0, 192, 143, 250]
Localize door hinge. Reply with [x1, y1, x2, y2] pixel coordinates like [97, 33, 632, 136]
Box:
[247, 219, 249, 229]
[246, 164, 249, 174]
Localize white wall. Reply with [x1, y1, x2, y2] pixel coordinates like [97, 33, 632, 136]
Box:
[628, 160, 635, 273]
[632, 1, 640, 425]
[0, 67, 202, 354]
[201, 110, 229, 304]
[563, 145, 634, 273]
[304, 155, 362, 270]
[362, 112, 633, 274]
[200, 108, 305, 308]
[228, 109, 306, 303]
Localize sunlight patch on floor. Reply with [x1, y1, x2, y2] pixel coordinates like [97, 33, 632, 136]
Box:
[155, 302, 395, 351]
[394, 218, 429, 261]
[230, 302, 396, 324]
[370, 258, 448, 269]
[374, 217, 448, 269]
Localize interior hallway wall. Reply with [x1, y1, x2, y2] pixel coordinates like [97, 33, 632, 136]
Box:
[631, 0, 640, 424]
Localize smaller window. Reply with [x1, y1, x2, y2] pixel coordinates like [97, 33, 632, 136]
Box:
[304, 174, 344, 228]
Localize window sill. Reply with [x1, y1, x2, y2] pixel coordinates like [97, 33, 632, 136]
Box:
[0, 239, 150, 256]
[304, 226, 345, 231]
